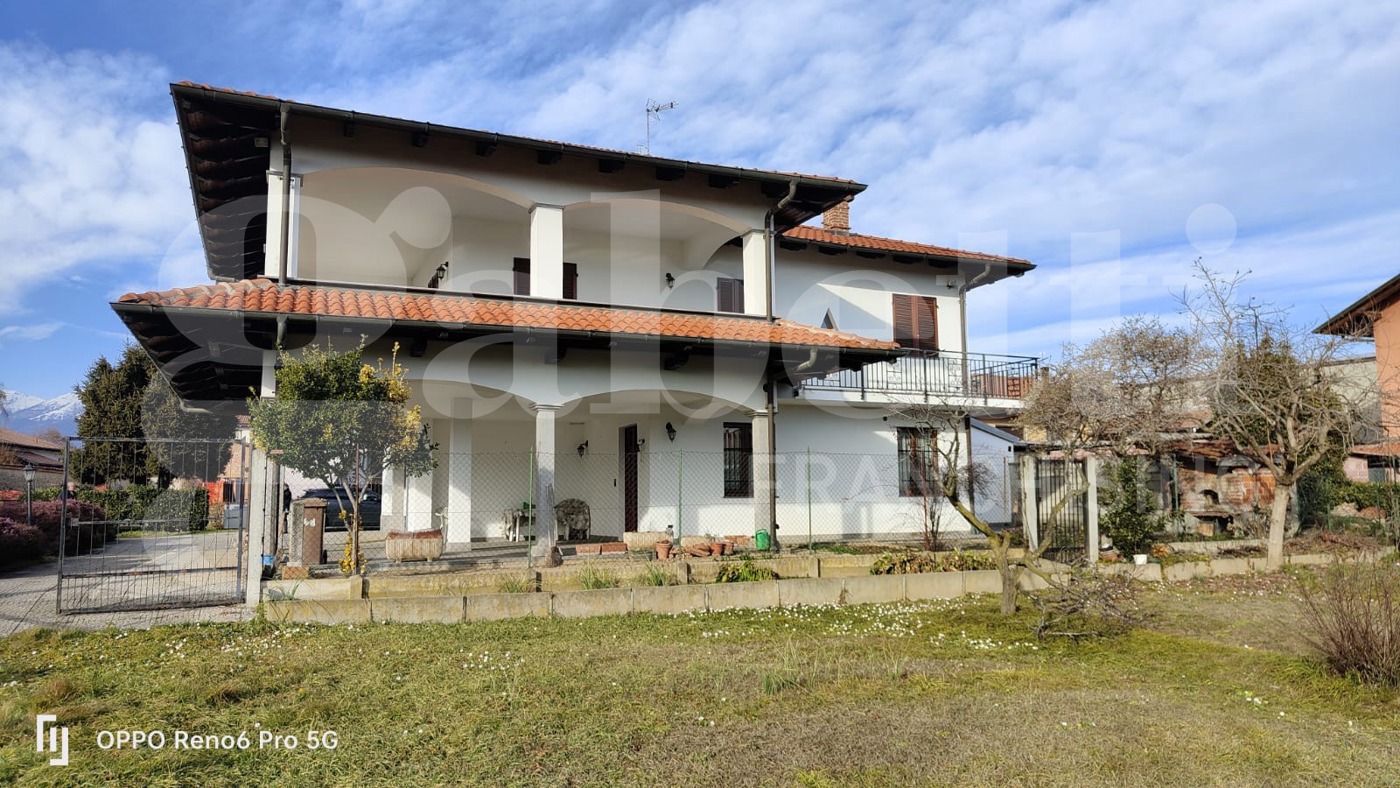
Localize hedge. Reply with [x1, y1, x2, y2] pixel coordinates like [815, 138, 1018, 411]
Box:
[0, 517, 46, 566]
[78, 487, 210, 533]
[1335, 482, 1400, 515]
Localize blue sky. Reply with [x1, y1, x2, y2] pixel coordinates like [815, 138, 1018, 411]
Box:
[0, 0, 1397, 400]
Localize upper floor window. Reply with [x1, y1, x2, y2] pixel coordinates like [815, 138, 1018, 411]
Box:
[723, 422, 753, 498]
[717, 277, 745, 313]
[512, 258, 578, 300]
[892, 294, 938, 351]
[897, 426, 937, 497]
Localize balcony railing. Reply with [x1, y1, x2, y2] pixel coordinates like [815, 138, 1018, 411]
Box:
[801, 349, 1039, 401]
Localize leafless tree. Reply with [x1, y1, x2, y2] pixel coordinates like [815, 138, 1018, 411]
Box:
[1181, 261, 1369, 569]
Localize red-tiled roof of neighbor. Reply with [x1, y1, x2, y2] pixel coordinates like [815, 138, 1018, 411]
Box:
[0, 426, 63, 451]
[782, 225, 1033, 268]
[1349, 442, 1400, 458]
[116, 279, 898, 352]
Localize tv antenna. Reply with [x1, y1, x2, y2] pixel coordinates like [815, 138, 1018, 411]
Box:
[644, 99, 677, 155]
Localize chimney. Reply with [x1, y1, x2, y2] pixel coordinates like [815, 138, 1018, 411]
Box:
[822, 197, 852, 234]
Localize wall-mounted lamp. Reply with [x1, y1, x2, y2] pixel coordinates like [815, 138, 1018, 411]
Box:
[665, 272, 675, 289]
[577, 441, 588, 458]
[665, 422, 677, 442]
[636, 438, 646, 450]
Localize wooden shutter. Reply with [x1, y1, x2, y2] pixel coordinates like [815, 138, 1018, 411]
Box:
[717, 277, 745, 313]
[563, 262, 578, 300]
[892, 294, 938, 351]
[512, 258, 530, 296]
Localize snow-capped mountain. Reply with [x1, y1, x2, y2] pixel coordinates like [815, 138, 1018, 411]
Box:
[1, 390, 81, 437]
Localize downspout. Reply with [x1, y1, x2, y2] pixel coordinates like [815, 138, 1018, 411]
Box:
[275, 104, 293, 352]
[762, 180, 799, 547]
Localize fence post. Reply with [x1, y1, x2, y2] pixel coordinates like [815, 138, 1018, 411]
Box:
[806, 447, 813, 553]
[526, 448, 535, 569]
[1085, 454, 1100, 565]
[676, 448, 683, 545]
[1020, 454, 1039, 552]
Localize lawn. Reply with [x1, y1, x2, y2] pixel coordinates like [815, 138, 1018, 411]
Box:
[1, 574, 1398, 785]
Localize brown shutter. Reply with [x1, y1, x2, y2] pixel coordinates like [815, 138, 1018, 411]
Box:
[563, 262, 578, 300]
[893, 294, 938, 351]
[512, 258, 530, 296]
[718, 277, 744, 313]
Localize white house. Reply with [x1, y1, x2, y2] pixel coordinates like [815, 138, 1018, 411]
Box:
[112, 82, 1037, 564]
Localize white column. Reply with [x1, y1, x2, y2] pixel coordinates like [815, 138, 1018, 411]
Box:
[529, 204, 565, 299]
[741, 230, 768, 317]
[406, 469, 434, 532]
[533, 404, 559, 547]
[752, 410, 774, 544]
[382, 465, 400, 518]
[447, 419, 473, 544]
[1085, 454, 1100, 564]
[245, 448, 273, 605]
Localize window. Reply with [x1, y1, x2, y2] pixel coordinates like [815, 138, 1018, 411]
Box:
[512, 258, 578, 299]
[892, 294, 938, 351]
[723, 422, 753, 498]
[717, 277, 745, 313]
[897, 426, 937, 497]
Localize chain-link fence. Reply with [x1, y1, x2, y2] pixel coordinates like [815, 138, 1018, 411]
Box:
[55, 438, 247, 614]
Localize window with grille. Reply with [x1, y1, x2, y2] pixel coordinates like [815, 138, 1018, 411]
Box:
[892, 293, 938, 351]
[723, 422, 753, 498]
[897, 426, 937, 497]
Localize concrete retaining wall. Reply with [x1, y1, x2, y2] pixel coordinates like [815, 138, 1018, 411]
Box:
[262, 551, 1364, 626]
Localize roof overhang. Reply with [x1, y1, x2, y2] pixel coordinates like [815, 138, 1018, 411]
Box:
[171, 83, 867, 281]
[112, 282, 902, 410]
[1316, 272, 1400, 338]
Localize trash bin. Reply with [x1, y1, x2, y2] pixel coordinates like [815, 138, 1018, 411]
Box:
[755, 530, 771, 551]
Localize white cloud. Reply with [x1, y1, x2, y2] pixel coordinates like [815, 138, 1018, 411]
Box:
[0, 43, 189, 313]
[0, 322, 62, 342]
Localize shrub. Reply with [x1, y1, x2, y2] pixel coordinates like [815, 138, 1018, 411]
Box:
[1099, 458, 1162, 556]
[715, 558, 778, 583]
[496, 574, 537, 594]
[1299, 562, 1400, 686]
[870, 550, 935, 575]
[640, 565, 678, 586]
[933, 549, 998, 572]
[0, 517, 46, 565]
[0, 500, 111, 558]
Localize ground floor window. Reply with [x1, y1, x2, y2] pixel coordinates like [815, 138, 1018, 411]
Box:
[723, 422, 753, 498]
[897, 426, 937, 496]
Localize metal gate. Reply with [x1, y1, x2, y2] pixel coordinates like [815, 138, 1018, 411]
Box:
[56, 438, 248, 614]
[1036, 458, 1088, 565]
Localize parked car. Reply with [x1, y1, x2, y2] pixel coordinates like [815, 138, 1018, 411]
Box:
[301, 488, 382, 531]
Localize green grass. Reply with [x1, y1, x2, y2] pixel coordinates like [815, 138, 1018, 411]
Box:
[1, 581, 1398, 784]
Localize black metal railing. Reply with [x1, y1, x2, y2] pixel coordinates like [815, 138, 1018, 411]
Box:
[802, 349, 1039, 401]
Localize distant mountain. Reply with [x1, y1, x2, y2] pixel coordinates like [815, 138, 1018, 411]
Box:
[1, 390, 81, 437]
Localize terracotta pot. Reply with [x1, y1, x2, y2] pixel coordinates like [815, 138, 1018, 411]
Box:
[720, 541, 734, 556]
[710, 542, 725, 557]
[656, 541, 672, 560]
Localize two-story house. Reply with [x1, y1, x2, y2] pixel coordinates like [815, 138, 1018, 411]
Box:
[112, 83, 1037, 560]
[1318, 274, 1400, 481]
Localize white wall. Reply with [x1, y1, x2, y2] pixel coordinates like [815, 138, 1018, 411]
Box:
[969, 424, 1017, 526]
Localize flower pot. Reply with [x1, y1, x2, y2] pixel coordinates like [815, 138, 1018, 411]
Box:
[1133, 553, 1149, 566]
[719, 540, 734, 556]
[656, 541, 672, 560]
[386, 528, 445, 563]
[710, 542, 725, 557]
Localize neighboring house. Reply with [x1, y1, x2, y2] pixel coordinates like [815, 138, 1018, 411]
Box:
[111, 82, 1038, 547]
[0, 427, 65, 490]
[1317, 274, 1400, 481]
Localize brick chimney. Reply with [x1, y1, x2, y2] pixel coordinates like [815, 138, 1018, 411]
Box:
[822, 197, 852, 234]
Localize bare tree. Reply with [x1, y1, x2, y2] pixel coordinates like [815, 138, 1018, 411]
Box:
[890, 403, 1053, 613]
[1182, 262, 1367, 569]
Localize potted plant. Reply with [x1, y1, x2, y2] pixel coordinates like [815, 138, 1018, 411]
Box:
[656, 540, 672, 560]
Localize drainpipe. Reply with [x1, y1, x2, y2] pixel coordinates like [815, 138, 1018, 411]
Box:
[275, 104, 293, 354]
[761, 180, 798, 547]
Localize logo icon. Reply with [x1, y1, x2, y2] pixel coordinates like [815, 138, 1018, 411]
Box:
[36, 714, 69, 766]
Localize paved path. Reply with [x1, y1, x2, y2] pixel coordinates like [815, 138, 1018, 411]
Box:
[0, 537, 252, 637]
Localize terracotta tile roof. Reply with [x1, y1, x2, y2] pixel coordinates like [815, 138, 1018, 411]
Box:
[0, 426, 63, 451]
[782, 225, 1032, 267]
[116, 279, 897, 353]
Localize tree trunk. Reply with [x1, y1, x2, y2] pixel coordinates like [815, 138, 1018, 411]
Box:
[1267, 481, 1292, 570]
[994, 538, 1018, 614]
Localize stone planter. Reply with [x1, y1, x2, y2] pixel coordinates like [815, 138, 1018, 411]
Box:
[386, 529, 445, 563]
